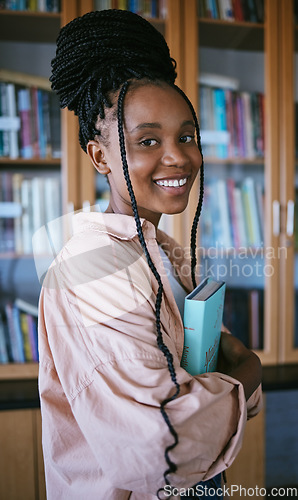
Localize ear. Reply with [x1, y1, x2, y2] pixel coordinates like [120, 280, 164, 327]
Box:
[87, 140, 111, 175]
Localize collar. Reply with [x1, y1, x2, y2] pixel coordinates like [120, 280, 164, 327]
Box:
[72, 212, 157, 241]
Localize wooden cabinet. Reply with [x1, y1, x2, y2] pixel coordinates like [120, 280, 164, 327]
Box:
[67, 0, 298, 368]
[278, 0, 298, 364]
[177, 0, 298, 368]
[0, 408, 45, 500]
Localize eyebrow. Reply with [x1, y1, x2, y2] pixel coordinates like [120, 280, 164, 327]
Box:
[129, 120, 195, 133]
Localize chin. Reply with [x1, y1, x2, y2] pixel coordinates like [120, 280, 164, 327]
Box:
[164, 203, 189, 215]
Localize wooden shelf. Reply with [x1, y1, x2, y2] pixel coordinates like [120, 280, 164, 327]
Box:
[0, 363, 38, 380]
[0, 10, 61, 43]
[0, 158, 60, 167]
[199, 18, 264, 51]
[203, 156, 264, 165]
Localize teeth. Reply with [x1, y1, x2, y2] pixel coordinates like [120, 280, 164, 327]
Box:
[156, 178, 187, 187]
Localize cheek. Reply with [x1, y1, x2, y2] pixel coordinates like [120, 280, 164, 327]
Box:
[193, 151, 203, 172]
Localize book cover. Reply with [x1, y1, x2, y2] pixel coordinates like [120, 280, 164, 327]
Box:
[181, 277, 226, 375]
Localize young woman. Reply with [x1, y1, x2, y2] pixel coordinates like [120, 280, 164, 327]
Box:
[38, 9, 262, 499]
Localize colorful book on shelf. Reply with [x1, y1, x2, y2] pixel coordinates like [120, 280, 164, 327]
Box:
[242, 177, 262, 247]
[233, 185, 248, 248]
[181, 277, 226, 375]
[216, 179, 233, 248]
[4, 303, 25, 363]
[0, 312, 9, 364]
[0, 69, 60, 160]
[0, 299, 39, 364]
[213, 87, 228, 158]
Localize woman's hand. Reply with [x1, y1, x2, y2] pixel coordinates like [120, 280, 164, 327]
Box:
[217, 332, 262, 400]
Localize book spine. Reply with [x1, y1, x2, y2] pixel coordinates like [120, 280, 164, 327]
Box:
[20, 311, 33, 361]
[31, 176, 46, 254]
[181, 301, 205, 375]
[27, 314, 39, 362]
[0, 83, 10, 157]
[233, 186, 248, 248]
[12, 173, 23, 254]
[2, 172, 15, 252]
[0, 313, 9, 363]
[21, 178, 33, 254]
[37, 89, 46, 158]
[30, 87, 40, 157]
[4, 303, 22, 362]
[227, 178, 240, 249]
[217, 179, 232, 248]
[6, 83, 19, 159]
[217, 88, 228, 158]
[18, 88, 33, 159]
[242, 177, 262, 247]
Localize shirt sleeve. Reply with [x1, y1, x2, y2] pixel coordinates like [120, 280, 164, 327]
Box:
[38, 238, 262, 495]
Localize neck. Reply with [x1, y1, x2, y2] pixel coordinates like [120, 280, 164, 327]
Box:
[105, 201, 161, 229]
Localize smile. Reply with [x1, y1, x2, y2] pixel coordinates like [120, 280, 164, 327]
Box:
[155, 178, 187, 187]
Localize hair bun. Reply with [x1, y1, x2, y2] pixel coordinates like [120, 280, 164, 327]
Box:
[50, 9, 176, 114]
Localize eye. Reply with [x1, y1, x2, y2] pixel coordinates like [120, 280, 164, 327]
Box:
[180, 134, 195, 144]
[140, 138, 158, 147]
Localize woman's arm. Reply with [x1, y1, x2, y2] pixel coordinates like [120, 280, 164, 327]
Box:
[217, 331, 262, 400]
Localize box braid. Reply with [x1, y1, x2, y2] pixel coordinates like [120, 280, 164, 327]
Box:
[173, 85, 205, 289]
[50, 9, 177, 151]
[117, 81, 204, 495]
[50, 9, 204, 496]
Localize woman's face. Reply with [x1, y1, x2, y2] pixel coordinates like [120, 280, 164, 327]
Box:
[88, 82, 202, 228]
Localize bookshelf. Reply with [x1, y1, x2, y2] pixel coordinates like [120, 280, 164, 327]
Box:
[0, 6, 64, 499]
[180, 0, 298, 491]
[0, 1, 184, 374]
[42, 0, 298, 370]
[177, 0, 298, 369]
[0, 3, 64, 381]
[0, 0, 297, 492]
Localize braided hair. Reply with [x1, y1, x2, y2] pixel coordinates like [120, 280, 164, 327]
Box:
[50, 9, 204, 494]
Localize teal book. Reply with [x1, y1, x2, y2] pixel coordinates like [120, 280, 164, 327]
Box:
[181, 277, 226, 375]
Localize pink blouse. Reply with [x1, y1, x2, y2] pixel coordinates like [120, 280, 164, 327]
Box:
[38, 212, 262, 500]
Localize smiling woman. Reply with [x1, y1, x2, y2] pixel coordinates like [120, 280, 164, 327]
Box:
[87, 82, 203, 227]
[38, 8, 262, 500]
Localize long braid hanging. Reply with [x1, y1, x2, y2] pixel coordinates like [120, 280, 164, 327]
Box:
[173, 85, 205, 289]
[117, 81, 180, 489]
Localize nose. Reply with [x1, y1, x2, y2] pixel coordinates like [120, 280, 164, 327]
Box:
[161, 142, 188, 168]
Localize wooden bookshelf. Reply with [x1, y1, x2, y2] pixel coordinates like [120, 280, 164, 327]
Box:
[0, 10, 61, 43]
[198, 18, 264, 51]
[0, 362, 38, 380]
[204, 157, 264, 165]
